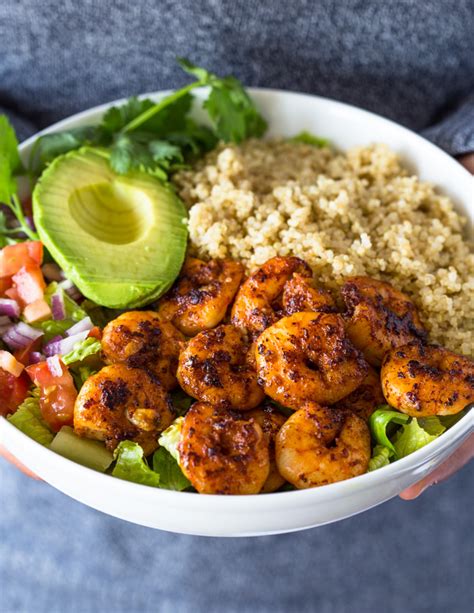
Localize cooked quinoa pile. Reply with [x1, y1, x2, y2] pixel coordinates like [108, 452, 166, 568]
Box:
[173, 140, 474, 356]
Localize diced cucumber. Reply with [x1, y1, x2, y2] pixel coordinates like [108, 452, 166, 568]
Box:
[49, 426, 113, 472]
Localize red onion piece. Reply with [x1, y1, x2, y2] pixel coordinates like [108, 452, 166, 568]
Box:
[43, 335, 63, 357]
[51, 292, 66, 320]
[44, 330, 90, 357]
[66, 317, 93, 337]
[30, 351, 45, 364]
[1, 322, 44, 350]
[0, 315, 11, 333]
[0, 298, 20, 319]
[47, 355, 63, 377]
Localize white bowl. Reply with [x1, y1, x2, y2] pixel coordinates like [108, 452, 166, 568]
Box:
[1, 89, 472, 536]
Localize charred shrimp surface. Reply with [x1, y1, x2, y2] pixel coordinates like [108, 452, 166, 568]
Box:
[101, 311, 185, 390]
[381, 342, 474, 416]
[178, 402, 270, 495]
[157, 258, 244, 336]
[74, 364, 174, 454]
[275, 403, 371, 489]
[342, 276, 427, 366]
[255, 312, 368, 409]
[231, 256, 312, 337]
[177, 324, 264, 410]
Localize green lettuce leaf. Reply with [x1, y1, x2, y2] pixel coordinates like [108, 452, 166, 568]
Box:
[368, 445, 392, 471]
[369, 406, 410, 455]
[71, 365, 98, 391]
[152, 447, 191, 491]
[392, 419, 440, 458]
[62, 338, 101, 365]
[7, 389, 54, 446]
[112, 441, 160, 487]
[158, 417, 184, 462]
[44, 282, 87, 322]
[290, 131, 330, 148]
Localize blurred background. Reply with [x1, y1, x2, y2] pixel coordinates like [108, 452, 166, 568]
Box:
[0, 2, 473, 612]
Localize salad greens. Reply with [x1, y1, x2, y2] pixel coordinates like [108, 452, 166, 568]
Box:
[367, 406, 466, 471]
[158, 417, 184, 462]
[153, 447, 191, 491]
[7, 388, 54, 446]
[112, 441, 161, 487]
[62, 337, 101, 366]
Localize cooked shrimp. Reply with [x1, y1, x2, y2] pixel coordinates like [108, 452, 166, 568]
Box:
[101, 311, 185, 390]
[342, 276, 427, 366]
[178, 402, 270, 494]
[177, 324, 264, 410]
[231, 256, 312, 337]
[246, 404, 287, 492]
[381, 342, 474, 416]
[275, 403, 371, 488]
[333, 365, 386, 421]
[255, 312, 368, 408]
[283, 273, 337, 315]
[74, 364, 174, 454]
[157, 258, 244, 336]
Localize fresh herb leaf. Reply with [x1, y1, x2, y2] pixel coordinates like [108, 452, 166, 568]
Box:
[0, 115, 22, 174]
[28, 126, 98, 174]
[178, 58, 267, 142]
[152, 447, 191, 491]
[290, 131, 330, 148]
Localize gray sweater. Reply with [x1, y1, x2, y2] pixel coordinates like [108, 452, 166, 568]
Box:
[1, 3, 473, 613]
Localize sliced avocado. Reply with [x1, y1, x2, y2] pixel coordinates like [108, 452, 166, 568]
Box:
[32, 147, 188, 308]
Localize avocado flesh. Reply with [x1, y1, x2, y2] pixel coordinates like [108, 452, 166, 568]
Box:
[32, 148, 188, 308]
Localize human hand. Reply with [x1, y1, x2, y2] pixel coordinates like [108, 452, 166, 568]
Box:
[0, 444, 40, 479]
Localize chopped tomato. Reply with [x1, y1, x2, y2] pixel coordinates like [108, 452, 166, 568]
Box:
[4, 286, 22, 304]
[11, 260, 46, 305]
[23, 298, 51, 323]
[0, 277, 12, 296]
[0, 241, 43, 277]
[0, 369, 30, 416]
[14, 337, 42, 366]
[88, 326, 102, 340]
[26, 360, 77, 432]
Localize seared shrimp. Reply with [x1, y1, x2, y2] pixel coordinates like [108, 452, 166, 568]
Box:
[177, 324, 264, 410]
[275, 403, 371, 488]
[283, 273, 337, 315]
[246, 405, 287, 492]
[333, 365, 386, 421]
[255, 312, 368, 409]
[74, 364, 174, 454]
[381, 342, 474, 416]
[231, 256, 312, 337]
[101, 311, 185, 390]
[157, 258, 244, 336]
[342, 276, 426, 366]
[178, 402, 270, 494]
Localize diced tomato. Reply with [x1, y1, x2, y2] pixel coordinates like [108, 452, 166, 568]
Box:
[23, 298, 51, 323]
[0, 277, 12, 296]
[0, 350, 25, 377]
[87, 326, 102, 340]
[0, 368, 30, 416]
[14, 338, 42, 366]
[4, 286, 22, 304]
[26, 360, 77, 432]
[11, 260, 46, 305]
[0, 241, 43, 277]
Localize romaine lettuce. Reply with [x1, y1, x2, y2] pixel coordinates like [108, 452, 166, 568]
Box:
[152, 447, 191, 491]
[112, 441, 160, 487]
[62, 337, 101, 365]
[158, 417, 184, 462]
[7, 389, 54, 446]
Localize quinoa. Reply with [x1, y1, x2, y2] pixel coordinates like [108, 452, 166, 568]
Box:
[173, 140, 474, 356]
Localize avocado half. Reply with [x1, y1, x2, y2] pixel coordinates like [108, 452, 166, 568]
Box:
[32, 148, 188, 309]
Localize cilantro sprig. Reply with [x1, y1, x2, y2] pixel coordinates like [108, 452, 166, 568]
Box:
[0, 115, 39, 245]
[27, 58, 267, 177]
